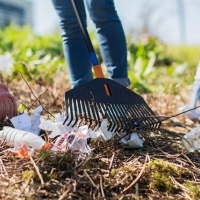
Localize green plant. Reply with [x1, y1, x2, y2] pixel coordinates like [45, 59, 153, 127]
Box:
[0, 24, 66, 83]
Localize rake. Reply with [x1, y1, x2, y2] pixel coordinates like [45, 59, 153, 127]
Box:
[64, 0, 162, 133]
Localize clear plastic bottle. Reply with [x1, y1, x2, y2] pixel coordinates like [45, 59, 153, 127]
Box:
[182, 125, 200, 152]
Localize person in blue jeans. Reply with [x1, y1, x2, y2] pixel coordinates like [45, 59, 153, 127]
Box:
[51, 0, 130, 88]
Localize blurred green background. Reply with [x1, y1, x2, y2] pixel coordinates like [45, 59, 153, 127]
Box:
[0, 24, 200, 95]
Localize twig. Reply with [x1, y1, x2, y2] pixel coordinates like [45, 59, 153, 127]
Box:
[84, 169, 97, 188]
[0, 157, 8, 176]
[58, 187, 71, 200]
[19, 71, 54, 117]
[100, 176, 106, 200]
[30, 156, 44, 185]
[182, 154, 197, 168]
[122, 155, 148, 193]
[170, 176, 190, 193]
[135, 183, 139, 200]
[110, 174, 130, 189]
[109, 152, 115, 170]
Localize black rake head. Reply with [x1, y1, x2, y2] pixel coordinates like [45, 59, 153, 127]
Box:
[64, 78, 162, 133]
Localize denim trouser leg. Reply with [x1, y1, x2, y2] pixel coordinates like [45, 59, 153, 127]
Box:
[51, 0, 93, 88]
[51, 0, 130, 88]
[85, 0, 130, 87]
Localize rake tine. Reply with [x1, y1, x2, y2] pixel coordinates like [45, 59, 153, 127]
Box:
[92, 103, 102, 129]
[107, 104, 118, 132]
[81, 100, 87, 123]
[131, 105, 150, 128]
[119, 104, 135, 132]
[70, 99, 77, 127]
[138, 104, 154, 126]
[95, 102, 103, 118]
[110, 104, 123, 132]
[109, 104, 122, 132]
[86, 101, 94, 129]
[107, 104, 119, 132]
[66, 98, 74, 126]
[108, 105, 119, 131]
[88, 102, 96, 129]
[63, 98, 70, 125]
[71, 99, 80, 127]
[113, 104, 127, 132]
[117, 106, 133, 132]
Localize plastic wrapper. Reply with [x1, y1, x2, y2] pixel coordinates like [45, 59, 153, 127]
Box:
[39, 114, 72, 138]
[52, 125, 91, 155]
[10, 105, 43, 135]
[120, 132, 143, 148]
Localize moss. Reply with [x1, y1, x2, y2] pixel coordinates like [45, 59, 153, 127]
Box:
[149, 159, 189, 178]
[183, 182, 200, 199]
[110, 169, 119, 176]
[22, 170, 35, 181]
[150, 172, 177, 193]
[37, 149, 53, 160]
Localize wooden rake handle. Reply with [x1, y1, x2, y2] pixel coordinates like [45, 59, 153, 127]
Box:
[71, 0, 104, 79]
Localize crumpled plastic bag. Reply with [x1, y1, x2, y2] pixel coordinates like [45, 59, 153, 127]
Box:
[39, 113, 73, 138]
[10, 105, 43, 135]
[120, 132, 144, 148]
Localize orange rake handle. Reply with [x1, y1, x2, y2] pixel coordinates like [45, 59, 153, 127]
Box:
[93, 64, 104, 78]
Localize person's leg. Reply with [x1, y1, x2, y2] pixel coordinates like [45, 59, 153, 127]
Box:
[51, 0, 93, 88]
[85, 0, 130, 87]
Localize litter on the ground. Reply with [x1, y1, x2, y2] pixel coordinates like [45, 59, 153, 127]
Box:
[120, 132, 144, 148]
[0, 106, 144, 158]
[10, 105, 43, 135]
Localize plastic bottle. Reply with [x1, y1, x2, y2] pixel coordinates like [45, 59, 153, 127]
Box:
[0, 126, 46, 150]
[182, 125, 200, 152]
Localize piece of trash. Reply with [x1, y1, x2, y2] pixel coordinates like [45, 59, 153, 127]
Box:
[39, 117, 72, 138]
[10, 105, 43, 135]
[55, 112, 66, 124]
[30, 105, 43, 134]
[10, 113, 32, 132]
[68, 125, 91, 155]
[182, 124, 200, 152]
[98, 119, 115, 141]
[87, 128, 101, 139]
[0, 126, 47, 150]
[52, 133, 69, 152]
[120, 132, 143, 149]
[11, 143, 34, 157]
[52, 125, 91, 156]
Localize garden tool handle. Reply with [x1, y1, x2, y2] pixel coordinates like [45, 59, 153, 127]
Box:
[71, 0, 104, 78]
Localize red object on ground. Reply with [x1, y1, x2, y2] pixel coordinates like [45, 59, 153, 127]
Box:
[0, 83, 18, 121]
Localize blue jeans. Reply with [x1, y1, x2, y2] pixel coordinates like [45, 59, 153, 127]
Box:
[51, 0, 130, 88]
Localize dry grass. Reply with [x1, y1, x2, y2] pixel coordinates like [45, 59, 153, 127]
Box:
[1, 78, 200, 200]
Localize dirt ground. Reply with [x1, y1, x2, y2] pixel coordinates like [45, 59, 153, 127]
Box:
[0, 80, 200, 200]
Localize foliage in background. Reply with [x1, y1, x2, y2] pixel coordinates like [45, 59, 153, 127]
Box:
[127, 35, 200, 93]
[0, 25, 200, 94]
[0, 24, 66, 84]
